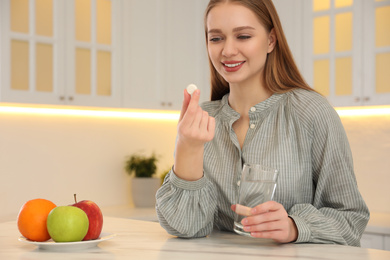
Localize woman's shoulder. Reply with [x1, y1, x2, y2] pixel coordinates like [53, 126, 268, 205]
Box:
[285, 88, 343, 133]
[286, 88, 337, 118]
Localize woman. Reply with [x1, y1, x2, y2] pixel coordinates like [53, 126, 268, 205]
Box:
[156, 0, 369, 246]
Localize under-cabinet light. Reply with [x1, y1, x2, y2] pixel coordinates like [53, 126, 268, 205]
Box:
[1, 103, 390, 119]
[335, 106, 390, 117]
[0, 104, 181, 120]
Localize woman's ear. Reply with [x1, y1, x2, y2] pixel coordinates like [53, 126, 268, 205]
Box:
[267, 28, 277, 53]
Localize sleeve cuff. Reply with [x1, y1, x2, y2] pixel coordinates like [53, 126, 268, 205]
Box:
[169, 168, 207, 191]
[289, 215, 312, 243]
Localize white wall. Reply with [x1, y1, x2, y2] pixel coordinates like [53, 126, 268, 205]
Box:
[1, 109, 389, 222]
[0, 111, 177, 221]
[341, 114, 390, 214]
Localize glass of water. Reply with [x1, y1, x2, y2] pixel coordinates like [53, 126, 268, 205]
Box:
[233, 163, 278, 237]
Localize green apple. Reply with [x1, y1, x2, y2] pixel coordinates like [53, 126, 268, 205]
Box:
[47, 206, 89, 242]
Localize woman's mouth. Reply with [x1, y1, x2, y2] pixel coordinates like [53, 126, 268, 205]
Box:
[222, 61, 245, 72]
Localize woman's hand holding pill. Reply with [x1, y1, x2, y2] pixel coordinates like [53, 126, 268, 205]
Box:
[178, 87, 215, 146]
[186, 84, 198, 95]
[173, 87, 215, 181]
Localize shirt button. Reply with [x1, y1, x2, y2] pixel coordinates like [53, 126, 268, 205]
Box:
[237, 180, 240, 186]
[250, 107, 256, 112]
[250, 124, 255, 129]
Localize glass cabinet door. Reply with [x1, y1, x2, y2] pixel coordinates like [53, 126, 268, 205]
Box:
[1, 0, 121, 107]
[2, 0, 64, 104]
[363, 0, 390, 106]
[68, 0, 121, 107]
[308, 0, 362, 106]
[303, 0, 390, 107]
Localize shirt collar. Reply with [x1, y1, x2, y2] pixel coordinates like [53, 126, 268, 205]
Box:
[220, 92, 285, 121]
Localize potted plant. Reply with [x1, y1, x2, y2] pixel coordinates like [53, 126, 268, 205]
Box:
[125, 152, 161, 207]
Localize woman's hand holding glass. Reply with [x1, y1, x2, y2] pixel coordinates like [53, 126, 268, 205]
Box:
[232, 201, 298, 243]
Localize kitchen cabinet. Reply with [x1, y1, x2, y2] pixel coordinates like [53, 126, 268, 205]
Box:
[385, 235, 390, 251]
[361, 233, 385, 250]
[3, 0, 388, 110]
[1, 0, 211, 110]
[122, 0, 210, 110]
[0, 0, 122, 108]
[361, 233, 390, 251]
[360, 212, 390, 251]
[301, 0, 390, 107]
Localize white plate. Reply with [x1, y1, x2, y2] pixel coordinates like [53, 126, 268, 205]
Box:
[18, 232, 116, 251]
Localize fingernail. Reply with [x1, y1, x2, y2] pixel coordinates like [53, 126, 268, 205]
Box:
[244, 226, 251, 231]
[251, 208, 257, 214]
[242, 219, 248, 225]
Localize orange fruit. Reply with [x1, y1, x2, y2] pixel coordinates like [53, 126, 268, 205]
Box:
[17, 198, 57, 242]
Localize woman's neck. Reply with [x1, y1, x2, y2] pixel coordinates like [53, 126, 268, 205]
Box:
[228, 80, 272, 116]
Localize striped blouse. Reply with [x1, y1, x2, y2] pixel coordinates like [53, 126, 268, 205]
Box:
[155, 88, 369, 246]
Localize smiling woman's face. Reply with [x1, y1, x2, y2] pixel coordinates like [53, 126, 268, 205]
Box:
[206, 3, 276, 86]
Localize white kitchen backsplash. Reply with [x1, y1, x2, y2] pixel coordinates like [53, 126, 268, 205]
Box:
[0, 111, 389, 222]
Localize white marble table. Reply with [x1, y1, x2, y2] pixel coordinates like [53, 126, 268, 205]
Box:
[1, 217, 390, 260]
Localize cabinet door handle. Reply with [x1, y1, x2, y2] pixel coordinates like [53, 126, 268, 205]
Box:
[354, 97, 360, 102]
[161, 102, 166, 107]
[59, 96, 65, 101]
[68, 96, 74, 101]
[364, 97, 370, 102]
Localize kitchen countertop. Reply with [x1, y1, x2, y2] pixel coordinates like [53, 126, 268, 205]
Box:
[1, 216, 390, 260]
[101, 205, 390, 236]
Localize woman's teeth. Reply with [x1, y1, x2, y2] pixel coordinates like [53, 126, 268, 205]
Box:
[224, 62, 244, 68]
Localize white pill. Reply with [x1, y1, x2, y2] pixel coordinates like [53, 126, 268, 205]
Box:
[186, 84, 198, 95]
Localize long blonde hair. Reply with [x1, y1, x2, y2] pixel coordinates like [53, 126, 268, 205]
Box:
[204, 0, 314, 101]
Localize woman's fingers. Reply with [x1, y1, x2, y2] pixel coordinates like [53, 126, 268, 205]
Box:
[181, 89, 201, 125]
[243, 202, 286, 225]
[177, 88, 215, 144]
[199, 110, 210, 132]
[207, 116, 216, 141]
[245, 217, 297, 243]
[238, 201, 298, 243]
[179, 89, 191, 122]
[250, 201, 280, 215]
[232, 204, 252, 217]
[184, 89, 200, 115]
[243, 220, 281, 232]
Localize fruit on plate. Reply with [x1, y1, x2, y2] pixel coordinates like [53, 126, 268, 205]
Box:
[72, 194, 103, 240]
[17, 198, 57, 242]
[47, 206, 89, 242]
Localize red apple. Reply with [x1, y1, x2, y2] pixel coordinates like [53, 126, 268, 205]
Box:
[72, 194, 103, 241]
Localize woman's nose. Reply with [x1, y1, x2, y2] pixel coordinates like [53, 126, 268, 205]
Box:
[222, 38, 238, 57]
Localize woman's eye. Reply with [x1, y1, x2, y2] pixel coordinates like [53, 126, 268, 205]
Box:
[209, 37, 222, 42]
[238, 35, 251, 40]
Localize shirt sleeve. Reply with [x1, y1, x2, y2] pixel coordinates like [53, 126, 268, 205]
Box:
[155, 168, 218, 238]
[288, 104, 370, 246]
